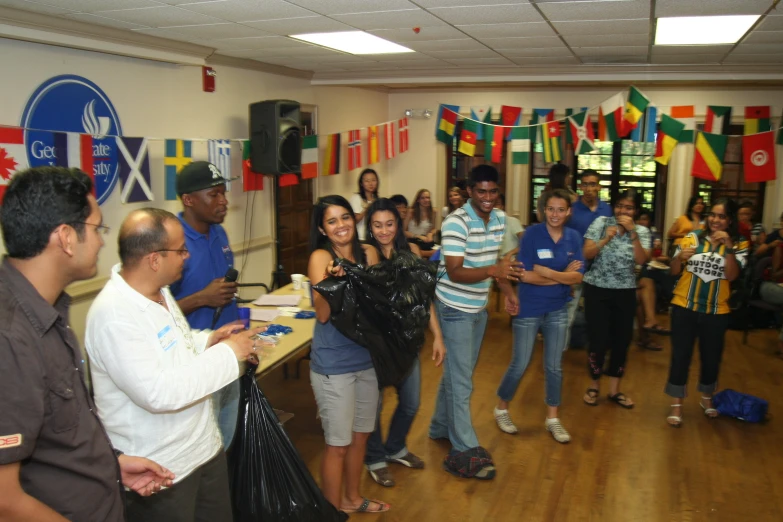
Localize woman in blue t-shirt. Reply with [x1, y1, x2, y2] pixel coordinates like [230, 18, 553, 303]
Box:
[307, 195, 389, 514]
[494, 189, 584, 444]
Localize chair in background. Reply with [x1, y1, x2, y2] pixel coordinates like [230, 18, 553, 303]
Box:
[737, 257, 783, 344]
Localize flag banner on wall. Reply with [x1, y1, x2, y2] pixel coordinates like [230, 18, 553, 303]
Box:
[597, 107, 607, 141]
[399, 118, 409, 153]
[692, 132, 728, 181]
[458, 118, 478, 156]
[348, 130, 362, 171]
[279, 173, 299, 187]
[0, 126, 29, 202]
[208, 139, 232, 191]
[484, 123, 504, 163]
[630, 107, 657, 143]
[301, 135, 318, 179]
[384, 122, 396, 160]
[241, 140, 263, 191]
[435, 104, 459, 144]
[542, 121, 562, 163]
[565, 107, 587, 145]
[704, 106, 732, 134]
[471, 106, 492, 140]
[778, 110, 783, 145]
[743, 131, 776, 183]
[568, 112, 596, 154]
[323, 133, 340, 175]
[164, 139, 192, 200]
[600, 94, 626, 142]
[530, 109, 554, 144]
[744, 106, 771, 135]
[670, 106, 696, 143]
[116, 137, 153, 203]
[54, 132, 95, 192]
[624, 86, 651, 131]
[510, 126, 530, 165]
[367, 126, 380, 164]
[654, 114, 686, 166]
[500, 105, 522, 140]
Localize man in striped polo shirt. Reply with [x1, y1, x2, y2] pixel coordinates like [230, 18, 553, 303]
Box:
[429, 165, 522, 480]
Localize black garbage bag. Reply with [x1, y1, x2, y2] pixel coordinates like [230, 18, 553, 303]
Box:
[313, 250, 438, 387]
[228, 365, 348, 522]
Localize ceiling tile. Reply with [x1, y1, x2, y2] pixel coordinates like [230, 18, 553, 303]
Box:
[63, 12, 149, 29]
[443, 56, 515, 66]
[378, 59, 456, 68]
[423, 49, 502, 59]
[655, 0, 773, 17]
[159, 23, 270, 38]
[510, 56, 580, 65]
[553, 19, 650, 35]
[756, 15, 783, 31]
[241, 16, 354, 35]
[581, 55, 648, 63]
[416, 0, 530, 6]
[37, 0, 161, 12]
[650, 53, 725, 64]
[406, 38, 487, 51]
[539, 0, 651, 22]
[651, 44, 732, 55]
[499, 47, 574, 57]
[456, 22, 556, 39]
[723, 53, 783, 63]
[285, 0, 417, 15]
[331, 62, 400, 71]
[742, 30, 783, 44]
[573, 45, 648, 56]
[563, 34, 649, 46]
[175, 0, 315, 22]
[0, 0, 76, 15]
[479, 35, 565, 49]
[732, 42, 783, 54]
[367, 52, 444, 61]
[427, 4, 543, 25]
[332, 9, 447, 30]
[209, 35, 313, 49]
[94, 6, 225, 27]
[367, 26, 466, 42]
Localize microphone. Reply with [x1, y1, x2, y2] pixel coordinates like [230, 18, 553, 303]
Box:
[211, 268, 239, 329]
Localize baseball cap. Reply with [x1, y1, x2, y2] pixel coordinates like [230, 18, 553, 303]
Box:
[176, 161, 238, 196]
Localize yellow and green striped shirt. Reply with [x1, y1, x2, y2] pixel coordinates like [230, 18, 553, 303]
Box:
[671, 232, 749, 314]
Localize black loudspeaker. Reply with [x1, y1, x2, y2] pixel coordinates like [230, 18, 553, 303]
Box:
[249, 100, 301, 174]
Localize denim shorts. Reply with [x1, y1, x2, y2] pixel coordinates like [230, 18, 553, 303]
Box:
[310, 368, 379, 446]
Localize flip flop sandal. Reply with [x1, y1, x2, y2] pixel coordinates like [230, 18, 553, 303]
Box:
[583, 388, 599, 406]
[701, 397, 719, 418]
[667, 404, 683, 427]
[342, 498, 390, 514]
[643, 325, 671, 336]
[638, 339, 663, 351]
[607, 392, 635, 409]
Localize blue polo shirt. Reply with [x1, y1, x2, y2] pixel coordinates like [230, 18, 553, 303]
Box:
[517, 223, 584, 318]
[567, 199, 612, 237]
[170, 213, 238, 330]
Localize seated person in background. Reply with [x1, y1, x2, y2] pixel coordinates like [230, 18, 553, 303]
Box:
[667, 196, 705, 254]
[759, 242, 783, 359]
[405, 189, 437, 257]
[496, 194, 525, 259]
[737, 200, 766, 248]
[442, 186, 464, 220]
[390, 194, 409, 222]
[636, 210, 672, 351]
[754, 211, 783, 258]
[86, 208, 263, 522]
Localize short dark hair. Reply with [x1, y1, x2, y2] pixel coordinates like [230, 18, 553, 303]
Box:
[119, 208, 177, 266]
[538, 189, 573, 215]
[357, 168, 379, 202]
[389, 194, 408, 207]
[309, 195, 363, 262]
[365, 198, 410, 258]
[638, 208, 653, 220]
[0, 167, 93, 259]
[738, 200, 754, 210]
[467, 164, 499, 188]
[613, 188, 642, 209]
[580, 169, 600, 181]
[548, 163, 570, 190]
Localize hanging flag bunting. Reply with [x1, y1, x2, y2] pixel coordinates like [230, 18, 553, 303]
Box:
[743, 131, 776, 183]
[671, 106, 695, 143]
[0, 126, 29, 202]
[654, 114, 686, 166]
[163, 139, 192, 200]
[600, 93, 626, 142]
[435, 105, 459, 144]
[624, 86, 651, 132]
[630, 107, 657, 143]
[471, 106, 492, 140]
[777, 110, 783, 145]
[348, 129, 362, 171]
[484, 123, 504, 164]
[116, 137, 153, 203]
[399, 118, 409, 153]
[242, 140, 263, 191]
[500, 105, 522, 140]
[568, 112, 596, 154]
[692, 132, 728, 181]
[323, 133, 341, 175]
[597, 107, 607, 141]
[279, 173, 299, 187]
[510, 126, 531, 165]
[54, 132, 95, 193]
[458, 118, 478, 156]
[565, 107, 588, 145]
[530, 109, 554, 144]
[208, 139, 232, 191]
[744, 106, 771, 135]
[384, 122, 396, 160]
[301, 135, 318, 179]
[542, 121, 562, 163]
[367, 126, 380, 165]
[704, 106, 732, 135]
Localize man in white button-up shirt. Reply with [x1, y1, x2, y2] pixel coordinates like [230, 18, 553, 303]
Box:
[86, 208, 262, 522]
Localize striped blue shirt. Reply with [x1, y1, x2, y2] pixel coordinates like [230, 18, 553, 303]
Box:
[435, 203, 505, 313]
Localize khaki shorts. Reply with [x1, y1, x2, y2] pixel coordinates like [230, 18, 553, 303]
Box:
[310, 368, 379, 446]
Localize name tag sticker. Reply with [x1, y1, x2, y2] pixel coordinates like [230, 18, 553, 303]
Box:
[537, 249, 554, 259]
[0, 433, 22, 449]
[157, 325, 177, 352]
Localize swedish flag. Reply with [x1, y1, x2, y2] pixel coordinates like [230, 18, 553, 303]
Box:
[164, 139, 192, 200]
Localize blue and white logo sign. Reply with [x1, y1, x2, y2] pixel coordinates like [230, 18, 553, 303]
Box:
[21, 75, 123, 204]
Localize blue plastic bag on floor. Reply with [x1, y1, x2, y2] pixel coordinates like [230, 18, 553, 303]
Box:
[712, 389, 769, 423]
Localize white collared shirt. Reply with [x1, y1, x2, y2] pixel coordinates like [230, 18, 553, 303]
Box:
[86, 264, 239, 482]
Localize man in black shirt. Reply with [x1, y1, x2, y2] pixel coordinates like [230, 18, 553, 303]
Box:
[0, 167, 174, 522]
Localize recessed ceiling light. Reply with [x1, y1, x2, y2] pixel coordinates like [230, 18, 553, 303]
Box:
[289, 31, 414, 55]
[655, 15, 760, 45]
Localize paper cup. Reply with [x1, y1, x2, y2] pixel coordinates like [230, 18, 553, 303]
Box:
[291, 274, 304, 290]
[302, 280, 311, 301]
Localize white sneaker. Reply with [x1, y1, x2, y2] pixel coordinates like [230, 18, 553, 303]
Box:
[493, 407, 518, 434]
[545, 418, 571, 443]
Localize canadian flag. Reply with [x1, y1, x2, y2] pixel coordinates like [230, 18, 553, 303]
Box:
[0, 127, 29, 202]
[399, 117, 409, 153]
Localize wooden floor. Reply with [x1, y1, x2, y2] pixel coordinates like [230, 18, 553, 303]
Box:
[261, 307, 783, 522]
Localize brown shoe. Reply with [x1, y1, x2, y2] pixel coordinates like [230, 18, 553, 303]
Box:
[368, 466, 395, 487]
[388, 452, 425, 469]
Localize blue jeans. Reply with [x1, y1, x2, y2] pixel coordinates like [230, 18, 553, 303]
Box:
[497, 307, 568, 407]
[429, 300, 488, 453]
[213, 379, 240, 450]
[365, 359, 421, 470]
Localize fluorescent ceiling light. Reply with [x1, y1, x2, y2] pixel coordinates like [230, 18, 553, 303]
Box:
[655, 15, 760, 45]
[289, 31, 414, 55]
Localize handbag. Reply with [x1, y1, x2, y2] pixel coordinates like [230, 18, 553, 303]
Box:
[712, 389, 769, 423]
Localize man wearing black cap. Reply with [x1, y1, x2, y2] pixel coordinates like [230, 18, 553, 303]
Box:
[169, 161, 241, 450]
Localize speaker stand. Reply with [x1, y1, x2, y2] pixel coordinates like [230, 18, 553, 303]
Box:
[271, 179, 287, 291]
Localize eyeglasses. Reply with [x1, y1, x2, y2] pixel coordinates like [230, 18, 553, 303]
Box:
[155, 248, 190, 257]
[71, 222, 111, 236]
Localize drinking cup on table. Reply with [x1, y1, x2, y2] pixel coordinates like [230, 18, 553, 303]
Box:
[302, 280, 311, 301]
[291, 274, 304, 290]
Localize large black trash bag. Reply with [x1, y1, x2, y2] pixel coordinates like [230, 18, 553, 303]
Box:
[228, 365, 348, 522]
[313, 250, 438, 387]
